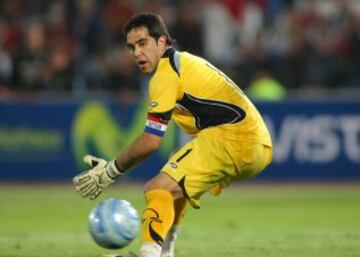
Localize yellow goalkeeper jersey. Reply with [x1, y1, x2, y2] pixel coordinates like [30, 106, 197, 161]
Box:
[144, 48, 272, 147]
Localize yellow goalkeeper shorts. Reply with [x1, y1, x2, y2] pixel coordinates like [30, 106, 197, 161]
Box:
[161, 127, 272, 208]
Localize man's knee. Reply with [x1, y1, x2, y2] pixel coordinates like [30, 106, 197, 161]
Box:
[143, 180, 156, 193]
[144, 173, 183, 199]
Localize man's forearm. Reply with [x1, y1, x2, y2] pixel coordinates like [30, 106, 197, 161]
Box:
[114, 132, 161, 173]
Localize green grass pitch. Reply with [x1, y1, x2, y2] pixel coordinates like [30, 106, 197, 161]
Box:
[0, 182, 359, 257]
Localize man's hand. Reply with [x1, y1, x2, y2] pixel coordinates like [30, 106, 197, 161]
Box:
[73, 155, 122, 200]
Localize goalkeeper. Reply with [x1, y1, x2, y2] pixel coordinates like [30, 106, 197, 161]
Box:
[73, 12, 272, 257]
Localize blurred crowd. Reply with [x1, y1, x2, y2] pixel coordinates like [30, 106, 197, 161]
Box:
[0, 0, 360, 101]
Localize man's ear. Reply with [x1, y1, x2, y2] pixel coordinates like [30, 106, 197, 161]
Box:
[158, 35, 167, 47]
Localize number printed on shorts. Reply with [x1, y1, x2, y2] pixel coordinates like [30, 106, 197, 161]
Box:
[176, 148, 193, 162]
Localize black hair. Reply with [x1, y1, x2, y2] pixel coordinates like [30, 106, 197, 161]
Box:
[124, 12, 173, 45]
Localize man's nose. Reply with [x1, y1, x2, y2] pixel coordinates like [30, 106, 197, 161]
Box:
[134, 46, 142, 58]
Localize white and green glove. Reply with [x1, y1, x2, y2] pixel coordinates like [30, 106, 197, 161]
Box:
[73, 155, 123, 200]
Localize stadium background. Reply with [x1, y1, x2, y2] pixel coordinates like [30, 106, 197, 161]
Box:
[0, 0, 359, 257]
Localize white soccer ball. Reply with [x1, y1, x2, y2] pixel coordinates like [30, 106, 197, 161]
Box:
[88, 199, 140, 249]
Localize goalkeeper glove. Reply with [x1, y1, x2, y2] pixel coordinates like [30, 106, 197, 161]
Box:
[73, 155, 123, 200]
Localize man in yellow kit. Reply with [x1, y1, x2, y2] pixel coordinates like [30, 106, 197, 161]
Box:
[73, 13, 272, 257]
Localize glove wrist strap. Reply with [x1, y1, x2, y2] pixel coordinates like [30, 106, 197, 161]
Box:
[106, 159, 124, 179]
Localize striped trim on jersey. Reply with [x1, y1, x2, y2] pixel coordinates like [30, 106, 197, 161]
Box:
[162, 48, 181, 77]
[144, 115, 169, 137]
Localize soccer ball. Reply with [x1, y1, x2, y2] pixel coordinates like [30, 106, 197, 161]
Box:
[88, 199, 140, 249]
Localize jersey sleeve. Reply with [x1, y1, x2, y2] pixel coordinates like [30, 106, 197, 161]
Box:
[144, 72, 180, 137]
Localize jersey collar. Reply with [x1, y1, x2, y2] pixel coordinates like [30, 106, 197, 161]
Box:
[161, 47, 175, 58]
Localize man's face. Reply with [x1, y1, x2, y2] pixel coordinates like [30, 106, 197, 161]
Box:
[126, 26, 166, 74]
